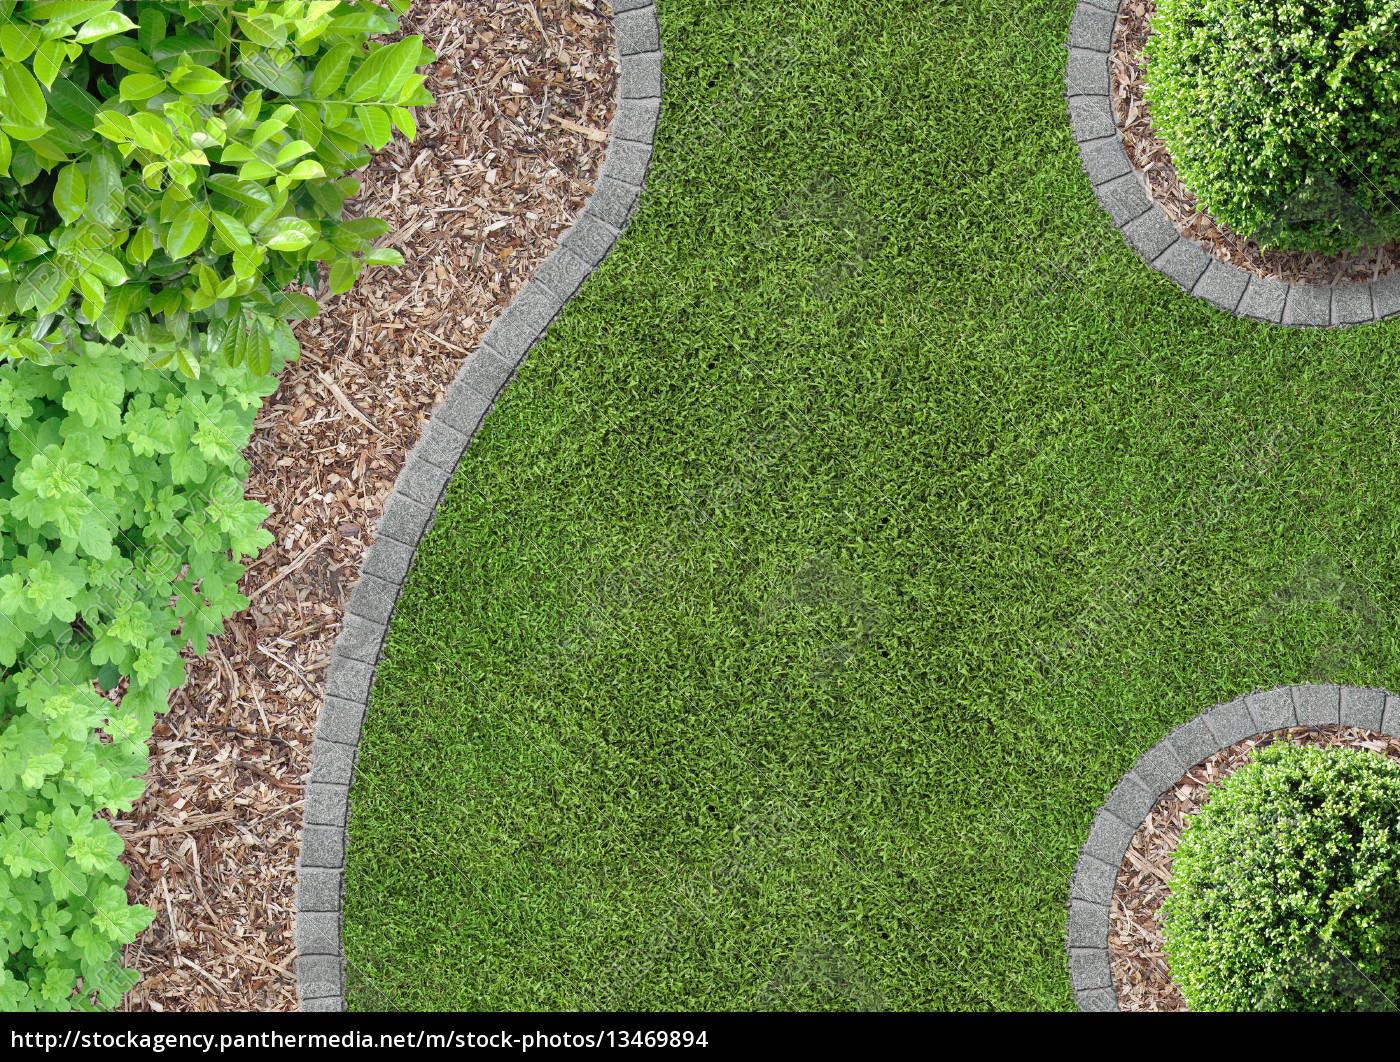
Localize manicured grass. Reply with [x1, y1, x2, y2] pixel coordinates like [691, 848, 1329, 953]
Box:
[341, 0, 1400, 1010]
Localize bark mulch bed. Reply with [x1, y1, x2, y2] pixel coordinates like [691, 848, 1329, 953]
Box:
[1109, 723, 1400, 1012]
[1110, 0, 1399, 286]
[113, 0, 619, 1012]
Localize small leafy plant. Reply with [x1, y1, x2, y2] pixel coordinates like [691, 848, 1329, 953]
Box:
[1162, 743, 1400, 1011]
[1146, 0, 1400, 254]
[0, 0, 432, 1010]
[0, 0, 433, 378]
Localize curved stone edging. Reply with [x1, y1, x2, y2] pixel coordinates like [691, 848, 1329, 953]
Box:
[1068, 683, 1400, 1011]
[1065, 0, 1400, 327]
[292, 0, 663, 1012]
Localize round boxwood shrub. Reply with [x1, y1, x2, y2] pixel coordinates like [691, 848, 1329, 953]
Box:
[1162, 743, 1400, 1011]
[1145, 0, 1400, 254]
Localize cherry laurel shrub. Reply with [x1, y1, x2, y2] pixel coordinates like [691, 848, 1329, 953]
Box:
[1145, 0, 1400, 255]
[0, 1, 432, 1009]
[1162, 743, 1400, 1011]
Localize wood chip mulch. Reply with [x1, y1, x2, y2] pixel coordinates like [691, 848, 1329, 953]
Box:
[1110, 0, 1399, 286]
[113, 0, 619, 1012]
[1110, 724, 1400, 1012]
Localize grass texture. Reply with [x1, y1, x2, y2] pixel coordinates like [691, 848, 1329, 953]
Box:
[340, 0, 1400, 1010]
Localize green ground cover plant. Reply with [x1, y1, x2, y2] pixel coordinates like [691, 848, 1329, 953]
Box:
[1146, 0, 1400, 254]
[0, 0, 429, 1011]
[1163, 743, 1400, 1011]
[343, 0, 1400, 1010]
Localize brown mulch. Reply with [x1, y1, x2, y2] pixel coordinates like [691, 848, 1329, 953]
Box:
[1110, 0, 1399, 285]
[114, 0, 618, 1012]
[1110, 724, 1400, 1012]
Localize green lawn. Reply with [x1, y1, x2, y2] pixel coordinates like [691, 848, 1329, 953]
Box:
[340, 0, 1400, 1010]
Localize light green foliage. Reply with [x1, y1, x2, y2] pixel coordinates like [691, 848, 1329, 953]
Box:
[0, 0, 432, 378]
[0, 0, 432, 1010]
[1163, 743, 1400, 1010]
[0, 339, 279, 1010]
[1146, 0, 1400, 254]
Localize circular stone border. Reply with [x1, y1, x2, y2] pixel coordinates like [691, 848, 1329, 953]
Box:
[1067, 683, 1400, 1011]
[1065, 0, 1400, 327]
[293, 0, 663, 1012]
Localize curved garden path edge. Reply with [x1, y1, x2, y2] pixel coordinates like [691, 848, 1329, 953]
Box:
[1066, 0, 1400, 327]
[292, 0, 663, 1012]
[1067, 682, 1400, 1011]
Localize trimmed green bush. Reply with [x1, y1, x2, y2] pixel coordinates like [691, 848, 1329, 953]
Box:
[1163, 743, 1400, 1011]
[1146, 0, 1400, 254]
[0, 0, 432, 1009]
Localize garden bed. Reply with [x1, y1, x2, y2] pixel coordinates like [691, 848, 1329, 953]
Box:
[1109, 723, 1400, 1011]
[1110, 0, 1399, 286]
[113, 0, 617, 1011]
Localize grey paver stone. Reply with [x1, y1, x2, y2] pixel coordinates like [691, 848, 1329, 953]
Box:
[533, 248, 594, 302]
[1105, 771, 1155, 825]
[324, 657, 375, 704]
[1246, 686, 1295, 732]
[1076, 987, 1117, 1012]
[1282, 283, 1331, 327]
[297, 955, 344, 996]
[1082, 809, 1134, 869]
[1383, 694, 1400, 737]
[1294, 683, 1341, 726]
[299, 828, 346, 871]
[1068, 96, 1115, 143]
[1069, 947, 1111, 990]
[1341, 686, 1386, 732]
[300, 997, 343, 1012]
[1068, 5, 1114, 51]
[1067, 900, 1109, 949]
[1374, 275, 1400, 320]
[621, 51, 663, 98]
[412, 417, 471, 472]
[1201, 696, 1256, 746]
[560, 214, 620, 270]
[614, 7, 660, 53]
[603, 140, 654, 189]
[362, 534, 417, 586]
[1332, 282, 1374, 326]
[1065, 49, 1109, 97]
[295, 868, 343, 913]
[315, 695, 366, 746]
[375, 492, 433, 549]
[1077, 136, 1131, 187]
[308, 739, 356, 786]
[1238, 274, 1288, 323]
[334, 613, 386, 665]
[1092, 173, 1151, 227]
[1167, 714, 1218, 770]
[589, 176, 642, 229]
[1192, 258, 1248, 313]
[490, 285, 562, 355]
[613, 97, 662, 145]
[1151, 238, 1210, 293]
[347, 569, 401, 625]
[1122, 208, 1178, 262]
[437, 379, 493, 439]
[305, 782, 350, 827]
[1070, 854, 1116, 905]
[390, 458, 448, 511]
[455, 346, 515, 401]
[296, 912, 340, 956]
[1130, 741, 1185, 800]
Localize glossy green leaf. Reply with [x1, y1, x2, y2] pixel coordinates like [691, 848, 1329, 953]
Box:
[164, 204, 209, 260]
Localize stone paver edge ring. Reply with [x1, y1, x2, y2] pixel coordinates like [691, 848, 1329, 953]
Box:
[1065, 0, 1400, 327]
[293, 0, 663, 1012]
[1068, 682, 1400, 1011]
